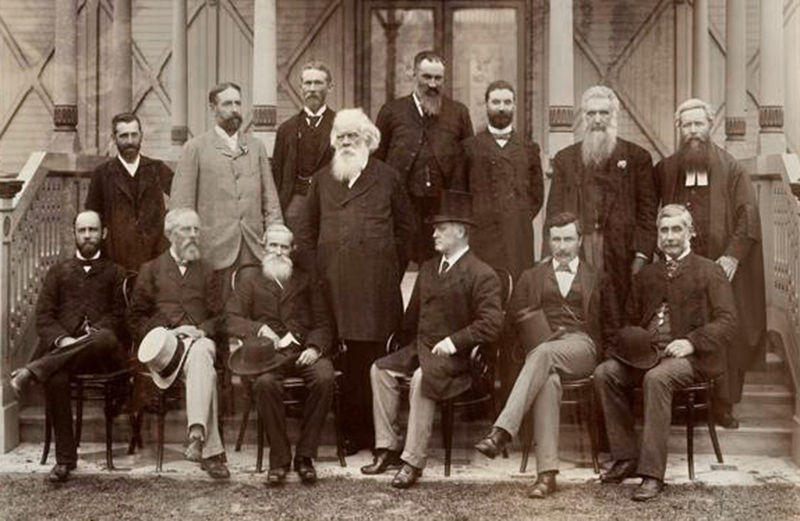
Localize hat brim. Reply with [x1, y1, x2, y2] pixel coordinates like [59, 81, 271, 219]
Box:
[428, 215, 476, 226]
[229, 347, 300, 376]
[147, 337, 191, 390]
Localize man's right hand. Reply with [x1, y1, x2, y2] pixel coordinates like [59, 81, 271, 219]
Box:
[258, 325, 281, 348]
[56, 336, 79, 348]
[172, 324, 205, 340]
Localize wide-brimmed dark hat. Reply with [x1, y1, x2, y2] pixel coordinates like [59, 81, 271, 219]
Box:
[515, 307, 564, 354]
[228, 337, 287, 376]
[429, 190, 475, 226]
[608, 326, 660, 370]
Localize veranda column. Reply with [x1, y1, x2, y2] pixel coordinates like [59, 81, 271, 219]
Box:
[758, 0, 786, 155]
[171, 0, 189, 154]
[252, 0, 278, 154]
[675, 0, 693, 110]
[547, 0, 574, 162]
[111, 0, 133, 118]
[692, 0, 710, 101]
[50, 0, 80, 152]
[724, 0, 747, 157]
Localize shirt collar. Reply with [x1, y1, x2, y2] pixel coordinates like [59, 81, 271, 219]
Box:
[303, 105, 327, 118]
[441, 245, 470, 270]
[76, 250, 101, 261]
[551, 256, 580, 273]
[214, 125, 238, 151]
[117, 154, 141, 176]
[665, 248, 692, 263]
[412, 92, 425, 118]
[169, 247, 187, 267]
[488, 123, 513, 136]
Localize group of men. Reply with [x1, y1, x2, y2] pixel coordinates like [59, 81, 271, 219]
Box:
[9, 49, 763, 504]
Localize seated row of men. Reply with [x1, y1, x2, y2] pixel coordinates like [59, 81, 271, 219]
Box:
[10, 196, 735, 504]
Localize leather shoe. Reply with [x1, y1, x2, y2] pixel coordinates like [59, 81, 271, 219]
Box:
[267, 466, 289, 487]
[714, 411, 739, 429]
[183, 436, 203, 462]
[474, 427, 511, 460]
[600, 459, 638, 484]
[391, 463, 422, 489]
[294, 456, 317, 485]
[528, 471, 557, 499]
[632, 477, 664, 502]
[360, 450, 402, 475]
[10, 368, 34, 400]
[48, 462, 75, 483]
[200, 454, 230, 479]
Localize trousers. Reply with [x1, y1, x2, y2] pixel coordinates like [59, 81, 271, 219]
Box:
[182, 337, 224, 458]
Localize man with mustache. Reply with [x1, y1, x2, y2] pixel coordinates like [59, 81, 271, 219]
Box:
[10, 210, 127, 482]
[171, 82, 283, 301]
[273, 62, 336, 233]
[298, 108, 415, 455]
[473, 212, 614, 499]
[127, 208, 230, 479]
[226, 224, 335, 486]
[375, 50, 474, 265]
[594, 204, 736, 501]
[85, 113, 173, 272]
[653, 99, 765, 429]
[546, 86, 658, 322]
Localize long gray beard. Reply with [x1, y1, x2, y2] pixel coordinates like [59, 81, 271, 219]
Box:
[420, 91, 442, 116]
[262, 254, 293, 285]
[582, 127, 618, 168]
[332, 148, 368, 183]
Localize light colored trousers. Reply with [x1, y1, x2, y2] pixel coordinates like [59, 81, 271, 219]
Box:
[371, 365, 436, 469]
[182, 337, 224, 458]
[494, 332, 596, 473]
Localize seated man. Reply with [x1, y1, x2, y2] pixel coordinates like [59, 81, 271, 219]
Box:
[10, 210, 127, 482]
[594, 204, 736, 501]
[127, 208, 229, 479]
[474, 211, 614, 498]
[360, 190, 503, 489]
[226, 224, 335, 486]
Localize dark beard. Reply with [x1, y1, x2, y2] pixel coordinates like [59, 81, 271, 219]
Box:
[419, 89, 442, 116]
[488, 111, 513, 129]
[678, 138, 711, 173]
[220, 115, 242, 135]
[77, 242, 100, 259]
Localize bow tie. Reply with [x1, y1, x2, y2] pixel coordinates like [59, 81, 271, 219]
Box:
[665, 258, 681, 278]
[555, 262, 573, 273]
[493, 132, 512, 141]
[306, 115, 321, 127]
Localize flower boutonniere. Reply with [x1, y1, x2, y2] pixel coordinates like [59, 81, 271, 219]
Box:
[617, 159, 627, 169]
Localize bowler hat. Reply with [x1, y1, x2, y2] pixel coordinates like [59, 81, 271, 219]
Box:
[137, 327, 190, 389]
[229, 337, 295, 376]
[515, 306, 564, 355]
[429, 190, 475, 226]
[608, 326, 660, 370]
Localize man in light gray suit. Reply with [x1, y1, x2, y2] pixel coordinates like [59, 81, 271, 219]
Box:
[171, 82, 283, 299]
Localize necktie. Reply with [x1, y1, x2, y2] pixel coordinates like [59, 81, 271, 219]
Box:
[665, 258, 680, 278]
[440, 260, 450, 275]
[306, 115, 321, 128]
[555, 262, 572, 273]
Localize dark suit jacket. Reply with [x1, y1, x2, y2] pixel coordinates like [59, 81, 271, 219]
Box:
[272, 109, 336, 210]
[298, 158, 416, 341]
[33, 256, 125, 360]
[622, 253, 737, 379]
[374, 94, 473, 189]
[506, 259, 616, 362]
[546, 139, 656, 313]
[225, 266, 334, 356]
[85, 156, 173, 272]
[127, 251, 223, 342]
[377, 251, 504, 400]
[454, 130, 544, 280]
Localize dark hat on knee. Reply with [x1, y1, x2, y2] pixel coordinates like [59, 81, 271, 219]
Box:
[608, 326, 660, 370]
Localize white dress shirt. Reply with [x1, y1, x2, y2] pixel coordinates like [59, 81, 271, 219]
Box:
[439, 245, 470, 274]
[488, 123, 513, 148]
[117, 154, 140, 177]
[552, 256, 580, 298]
[214, 125, 239, 152]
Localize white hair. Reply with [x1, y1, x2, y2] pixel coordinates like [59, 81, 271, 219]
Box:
[164, 208, 200, 237]
[330, 108, 381, 152]
[581, 85, 620, 115]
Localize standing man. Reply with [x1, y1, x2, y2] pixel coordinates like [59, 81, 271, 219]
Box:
[473, 212, 613, 499]
[360, 190, 503, 489]
[653, 98, 765, 428]
[546, 85, 658, 318]
[454, 80, 544, 281]
[594, 204, 736, 501]
[170, 82, 283, 298]
[226, 224, 335, 486]
[298, 108, 415, 454]
[375, 50, 473, 264]
[10, 211, 127, 482]
[85, 113, 173, 273]
[127, 208, 229, 479]
[272, 62, 336, 233]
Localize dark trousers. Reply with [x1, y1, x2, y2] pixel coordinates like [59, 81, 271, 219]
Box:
[594, 357, 697, 480]
[254, 357, 335, 469]
[340, 340, 385, 448]
[410, 194, 440, 265]
[32, 329, 125, 465]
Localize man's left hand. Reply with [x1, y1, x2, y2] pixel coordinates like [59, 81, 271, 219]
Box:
[716, 255, 739, 281]
[665, 339, 695, 358]
[431, 337, 457, 357]
[296, 348, 320, 366]
[631, 256, 648, 277]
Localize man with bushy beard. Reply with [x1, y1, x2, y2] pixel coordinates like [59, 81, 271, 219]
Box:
[299, 108, 415, 455]
[128, 208, 230, 479]
[653, 98, 765, 429]
[375, 50, 473, 264]
[546, 85, 658, 323]
[10, 211, 127, 482]
[171, 82, 283, 301]
[85, 113, 173, 272]
[273, 62, 337, 232]
[226, 224, 335, 486]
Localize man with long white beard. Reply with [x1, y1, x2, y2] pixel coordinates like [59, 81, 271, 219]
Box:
[299, 108, 415, 455]
[226, 224, 335, 486]
[546, 85, 658, 323]
[653, 98, 765, 429]
[375, 50, 473, 265]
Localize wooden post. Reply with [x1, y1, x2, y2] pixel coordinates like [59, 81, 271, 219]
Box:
[691, 0, 710, 101]
[252, 0, 278, 154]
[724, 0, 747, 158]
[50, 0, 80, 153]
[111, 0, 133, 117]
[171, 0, 189, 154]
[758, 0, 787, 155]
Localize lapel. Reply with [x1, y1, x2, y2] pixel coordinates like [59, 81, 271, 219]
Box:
[404, 95, 425, 127]
[314, 109, 335, 169]
[599, 141, 630, 225]
[339, 160, 379, 206]
[434, 251, 469, 296]
[211, 129, 249, 159]
[111, 158, 136, 203]
[706, 145, 727, 253]
[160, 251, 186, 284]
[279, 270, 306, 304]
[577, 261, 596, 318]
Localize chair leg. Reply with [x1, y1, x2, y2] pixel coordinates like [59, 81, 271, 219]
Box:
[441, 400, 454, 478]
[156, 393, 166, 473]
[334, 380, 346, 467]
[686, 391, 696, 481]
[256, 411, 265, 474]
[587, 386, 599, 474]
[235, 379, 252, 452]
[519, 411, 534, 474]
[706, 389, 724, 463]
[127, 412, 139, 455]
[75, 382, 84, 448]
[41, 403, 52, 465]
[104, 383, 115, 470]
